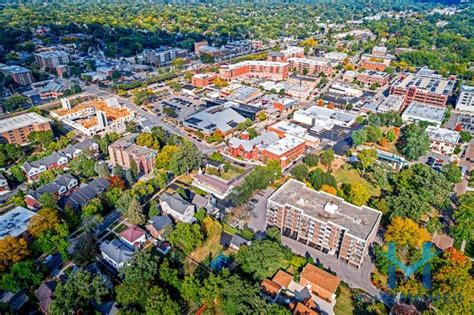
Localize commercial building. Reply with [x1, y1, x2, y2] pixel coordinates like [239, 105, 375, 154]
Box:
[456, 85, 474, 113]
[0, 206, 36, 240]
[329, 82, 363, 97]
[109, 135, 157, 175]
[324, 51, 348, 62]
[183, 107, 246, 136]
[142, 47, 187, 66]
[51, 97, 136, 136]
[1, 65, 33, 86]
[228, 132, 280, 161]
[356, 70, 390, 86]
[219, 61, 289, 81]
[0, 113, 51, 145]
[360, 95, 404, 113]
[426, 126, 460, 155]
[293, 106, 357, 130]
[401, 101, 447, 127]
[266, 179, 382, 269]
[262, 135, 306, 168]
[390, 68, 456, 107]
[288, 57, 333, 76]
[23, 78, 71, 100]
[360, 53, 392, 71]
[268, 120, 319, 147]
[268, 46, 305, 62]
[34, 51, 70, 70]
[192, 173, 234, 200]
[191, 73, 217, 87]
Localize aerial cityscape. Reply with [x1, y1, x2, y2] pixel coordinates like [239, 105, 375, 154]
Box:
[0, 0, 472, 314]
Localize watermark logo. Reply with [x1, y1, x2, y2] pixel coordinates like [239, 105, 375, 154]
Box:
[386, 242, 437, 289]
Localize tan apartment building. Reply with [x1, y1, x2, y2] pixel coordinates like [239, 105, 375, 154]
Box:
[266, 179, 382, 269]
[0, 113, 52, 145]
[108, 135, 157, 175]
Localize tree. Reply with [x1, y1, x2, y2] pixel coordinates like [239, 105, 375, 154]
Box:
[126, 197, 146, 225]
[0, 259, 42, 292]
[396, 123, 430, 160]
[10, 165, 26, 183]
[385, 217, 431, 249]
[82, 198, 103, 218]
[257, 112, 267, 122]
[366, 125, 383, 143]
[347, 183, 370, 206]
[236, 240, 288, 280]
[168, 141, 201, 175]
[155, 145, 178, 169]
[145, 287, 181, 315]
[130, 159, 139, 179]
[32, 223, 70, 259]
[28, 207, 60, 237]
[357, 148, 378, 176]
[28, 130, 54, 149]
[0, 237, 29, 271]
[116, 190, 134, 213]
[442, 163, 462, 183]
[213, 77, 229, 88]
[386, 129, 396, 142]
[49, 269, 110, 314]
[303, 154, 319, 167]
[308, 169, 337, 190]
[352, 129, 367, 148]
[452, 192, 474, 243]
[320, 149, 335, 170]
[291, 163, 309, 181]
[180, 275, 201, 303]
[320, 184, 337, 195]
[72, 233, 96, 266]
[95, 162, 110, 178]
[69, 154, 97, 178]
[171, 57, 186, 69]
[459, 130, 472, 143]
[3, 94, 30, 112]
[202, 217, 222, 241]
[168, 223, 203, 254]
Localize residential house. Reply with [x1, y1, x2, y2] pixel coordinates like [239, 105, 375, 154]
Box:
[220, 232, 251, 251]
[25, 174, 78, 209]
[192, 173, 234, 200]
[35, 280, 57, 314]
[146, 215, 173, 240]
[0, 173, 10, 194]
[159, 193, 196, 223]
[299, 264, 341, 303]
[65, 177, 110, 209]
[100, 239, 135, 270]
[120, 225, 147, 248]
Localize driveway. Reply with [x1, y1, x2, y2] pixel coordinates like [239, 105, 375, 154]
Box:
[248, 187, 275, 233]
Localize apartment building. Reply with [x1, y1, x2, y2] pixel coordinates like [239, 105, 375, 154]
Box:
[426, 126, 460, 155]
[109, 135, 157, 175]
[356, 70, 390, 86]
[219, 61, 289, 81]
[1, 65, 33, 86]
[360, 53, 392, 71]
[268, 46, 304, 62]
[266, 179, 382, 269]
[390, 68, 456, 108]
[456, 85, 474, 113]
[142, 47, 187, 66]
[191, 73, 217, 87]
[262, 135, 306, 168]
[34, 51, 70, 69]
[0, 113, 51, 145]
[287, 57, 333, 76]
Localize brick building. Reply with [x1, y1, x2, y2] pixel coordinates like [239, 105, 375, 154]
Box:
[1, 65, 34, 86]
[219, 61, 289, 81]
[287, 57, 333, 76]
[268, 46, 304, 62]
[0, 113, 51, 145]
[356, 70, 390, 86]
[109, 135, 157, 175]
[191, 73, 217, 87]
[266, 179, 382, 269]
[390, 68, 456, 108]
[34, 51, 70, 70]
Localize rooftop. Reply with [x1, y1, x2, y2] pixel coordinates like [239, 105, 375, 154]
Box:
[228, 131, 279, 152]
[53, 98, 131, 123]
[426, 126, 460, 144]
[221, 60, 288, 71]
[0, 206, 36, 239]
[300, 264, 341, 294]
[288, 57, 331, 66]
[272, 270, 293, 288]
[1, 65, 31, 74]
[268, 179, 382, 240]
[265, 135, 305, 156]
[402, 101, 447, 122]
[0, 112, 50, 134]
[392, 71, 455, 96]
[184, 107, 246, 133]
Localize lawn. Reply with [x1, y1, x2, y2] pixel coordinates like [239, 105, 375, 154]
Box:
[220, 165, 245, 180]
[189, 237, 223, 263]
[332, 164, 381, 198]
[334, 283, 355, 315]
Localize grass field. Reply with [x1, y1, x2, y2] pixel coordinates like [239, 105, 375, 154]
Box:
[220, 165, 245, 180]
[190, 237, 223, 263]
[334, 283, 355, 315]
[332, 164, 381, 198]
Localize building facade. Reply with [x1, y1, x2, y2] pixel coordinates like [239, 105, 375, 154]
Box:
[1, 66, 34, 86]
[109, 138, 157, 175]
[219, 61, 289, 81]
[426, 126, 460, 155]
[356, 70, 389, 86]
[288, 57, 333, 76]
[268, 46, 305, 62]
[0, 113, 51, 145]
[266, 179, 382, 269]
[191, 73, 217, 87]
[34, 51, 70, 70]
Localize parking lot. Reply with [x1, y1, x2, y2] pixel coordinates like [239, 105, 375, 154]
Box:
[148, 95, 204, 120]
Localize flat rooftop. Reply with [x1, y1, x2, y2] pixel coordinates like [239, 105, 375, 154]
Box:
[392, 73, 455, 96]
[402, 101, 447, 122]
[0, 112, 50, 134]
[0, 206, 36, 239]
[288, 57, 331, 66]
[269, 120, 308, 138]
[265, 135, 305, 156]
[1, 65, 30, 74]
[426, 126, 460, 144]
[53, 99, 131, 122]
[268, 179, 381, 240]
[222, 60, 288, 70]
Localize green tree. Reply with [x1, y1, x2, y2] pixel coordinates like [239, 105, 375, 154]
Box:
[452, 192, 474, 243]
[459, 130, 472, 143]
[69, 154, 97, 178]
[396, 123, 430, 160]
[39, 192, 58, 209]
[0, 260, 42, 292]
[49, 269, 110, 314]
[168, 141, 201, 175]
[357, 148, 378, 176]
[308, 168, 336, 190]
[236, 240, 288, 280]
[351, 128, 367, 147]
[320, 149, 335, 171]
[302, 154, 319, 167]
[291, 163, 309, 181]
[3, 94, 30, 112]
[126, 197, 146, 225]
[145, 286, 181, 315]
[442, 163, 462, 183]
[130, 159, 139, 179]
[168, 223, 203, 254]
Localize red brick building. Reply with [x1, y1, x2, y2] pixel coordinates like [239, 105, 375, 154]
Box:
[0, 113, 51, 145]
[219, 61, 289, 81]
[268, 46, 304, 62]
[288, 57, 334, 77]
[192, 73, 217, 87]
[356, 70, 390, 86]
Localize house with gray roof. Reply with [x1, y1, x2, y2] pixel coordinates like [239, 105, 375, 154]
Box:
[25, 174, 78, 209]
[228, 131, 280, 159]
[183, 107, 246, 136]
[146, 215, 173, 240]
[100, 239, 135, 270]
[65, 177, 110, 209]
[159, 193, 196, 223]
[22, 152, 69, 182]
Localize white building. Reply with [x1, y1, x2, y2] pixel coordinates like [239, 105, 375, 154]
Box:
[159, 193, 196, 223]
[456, 85, 474, 113]
[426, 126, 460, 155]
[293, 106, 358, 130]
[401, 102, 447, 127]
[329, 82, 363, 97]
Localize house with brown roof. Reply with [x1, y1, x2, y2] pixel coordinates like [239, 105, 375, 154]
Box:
[293, 302, 320, 315]
[120, 225, 147, 248]
[300, 264, 340, 303]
